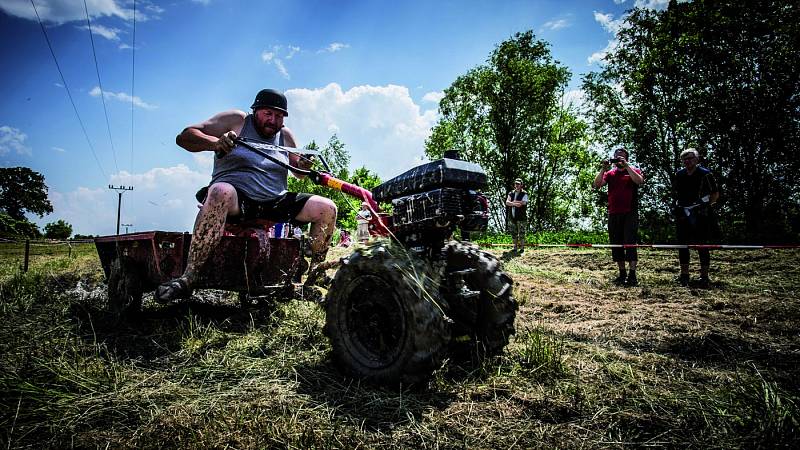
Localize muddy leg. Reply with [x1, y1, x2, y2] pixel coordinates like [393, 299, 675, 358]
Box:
[183, 183, 240, 283]
[295, 195, 337, 285]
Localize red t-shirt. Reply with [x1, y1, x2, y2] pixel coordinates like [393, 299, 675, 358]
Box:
[603, 167, 642, 214]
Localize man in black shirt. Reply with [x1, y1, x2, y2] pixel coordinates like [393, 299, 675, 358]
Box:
[505, 179, 528, 254]
[673, 148, 720, 288]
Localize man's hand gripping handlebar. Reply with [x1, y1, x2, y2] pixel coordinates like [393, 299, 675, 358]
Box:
[230, 136, 388, 234]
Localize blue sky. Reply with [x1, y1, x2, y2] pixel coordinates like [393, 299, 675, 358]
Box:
[0, 0, 667, 236]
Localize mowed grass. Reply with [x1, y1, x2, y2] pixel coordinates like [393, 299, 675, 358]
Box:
[0, 242, 798, 448]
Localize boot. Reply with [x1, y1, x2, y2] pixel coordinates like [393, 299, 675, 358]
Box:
[305, 251, 332, 288]
[625, 270, 638, 287]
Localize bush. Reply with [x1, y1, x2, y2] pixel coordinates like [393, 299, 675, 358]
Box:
[44, 220, 73, 240]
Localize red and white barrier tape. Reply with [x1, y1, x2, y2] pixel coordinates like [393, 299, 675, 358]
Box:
[480, 243, 800, 250]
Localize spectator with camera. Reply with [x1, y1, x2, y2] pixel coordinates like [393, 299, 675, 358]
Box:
[672, 147, 720, 288]
[593, 148, 645, 286]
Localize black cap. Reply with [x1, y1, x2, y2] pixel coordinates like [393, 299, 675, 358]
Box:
[251, 89, 288, 116]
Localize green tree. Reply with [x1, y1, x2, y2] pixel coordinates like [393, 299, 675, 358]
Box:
[0, 167, 53, 221]
[582, 0, 800, 242]
[44, 219, 73, 240]
[426, 31, 594, 231]
[0, 212, 41, 239]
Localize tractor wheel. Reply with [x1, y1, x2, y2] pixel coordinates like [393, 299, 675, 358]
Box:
[324, 243, 450, 385]
[107, 258, 144, 316]
[443, 241, 517, 359]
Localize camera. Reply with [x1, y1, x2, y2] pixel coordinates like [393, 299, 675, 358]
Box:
[606, 157, 621, 164]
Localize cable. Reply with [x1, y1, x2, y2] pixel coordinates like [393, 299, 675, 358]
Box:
[30, 0, 107, 180]
[84, 0, 120, 174]
[130, 0, 136, 173]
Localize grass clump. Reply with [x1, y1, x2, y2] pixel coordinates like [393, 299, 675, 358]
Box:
[514, 325, 567, 377]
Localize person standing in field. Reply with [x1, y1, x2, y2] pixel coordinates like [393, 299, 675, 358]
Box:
[505, 178, 528, 254]
[672, 147, 720, 288]
[356, 202, 372, 244]
[592, 148, 645, 286]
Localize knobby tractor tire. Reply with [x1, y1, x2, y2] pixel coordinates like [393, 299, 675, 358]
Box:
[443, 241, 517, 359]
[107, 258, 144, 316]
[324, 242, 451, 385]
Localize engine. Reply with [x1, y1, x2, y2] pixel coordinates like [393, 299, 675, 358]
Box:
[371, 151, 489, 248]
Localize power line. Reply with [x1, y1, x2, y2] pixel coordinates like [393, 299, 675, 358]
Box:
[83, 0, 120, 174]
[30, 0, 107, 180]
[130, 0, 136, 173]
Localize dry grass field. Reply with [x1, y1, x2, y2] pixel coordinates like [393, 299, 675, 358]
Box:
[0, 242, 798, 448]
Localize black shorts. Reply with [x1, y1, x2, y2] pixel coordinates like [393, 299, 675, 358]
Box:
[195, 185, 312, 225]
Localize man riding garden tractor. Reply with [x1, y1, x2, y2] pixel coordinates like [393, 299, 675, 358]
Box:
[95, 139, 517, 384]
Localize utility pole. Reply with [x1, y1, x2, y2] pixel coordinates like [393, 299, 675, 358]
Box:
[108, 185, 134, 235]
[121, 223, 134, 234]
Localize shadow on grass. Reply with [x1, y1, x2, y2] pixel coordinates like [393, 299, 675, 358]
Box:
[68, 298, 277, 363]
[292, 360, 458, 431]
[658, 331, 800, 369]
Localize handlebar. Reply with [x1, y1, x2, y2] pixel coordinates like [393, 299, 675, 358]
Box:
[230, 137, 386, 229]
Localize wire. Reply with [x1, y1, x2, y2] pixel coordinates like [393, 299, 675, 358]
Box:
[30, 0, 107, 180]
[130, 0, 136, 173]
[84, 0, 120, 174]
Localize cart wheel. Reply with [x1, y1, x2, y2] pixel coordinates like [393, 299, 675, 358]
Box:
[107, 258, 144, 316]
[324, 243, 450, 385]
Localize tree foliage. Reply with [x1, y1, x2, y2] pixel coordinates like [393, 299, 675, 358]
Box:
[426, 31, 594, 231]
[0, 167, 53, 221]
[582, 0, 800, 242]
[44, 219, 73, 240]
[288, 135, 383, 231]
[0, 212, 41, 239]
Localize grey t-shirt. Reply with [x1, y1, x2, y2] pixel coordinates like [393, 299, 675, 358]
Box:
[209, 114, 287, 201]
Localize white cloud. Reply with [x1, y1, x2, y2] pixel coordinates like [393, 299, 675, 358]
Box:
[422, 91, 444, 104]
[89, 86, 157, 110]
[587, 0, 678, 66]
[286, 83, 439, 181]
[261, 45, 298, 79]
[542, 18, 569, 31]
[593, 11, 624, 34]
[0, 125, 32, 156]
[79, 23, 122, 41]
[588, 39, 619, 65]
[610, 0, 673, 8]
[192, 152, 214, 171]
[562, 89, 586, 111]
[274, 60, 290, 79]
[52, 146, 66, 153]
[320, 42, 350, 53]
[634, 0, 671, 10]
[588, 11, 626, 65]
[141, 2, 163, 17]
[286, 46, 300, 59]
[191, 0, 211, 4]
[0, 0, 152, 24]
[40, 164, 211, 235]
